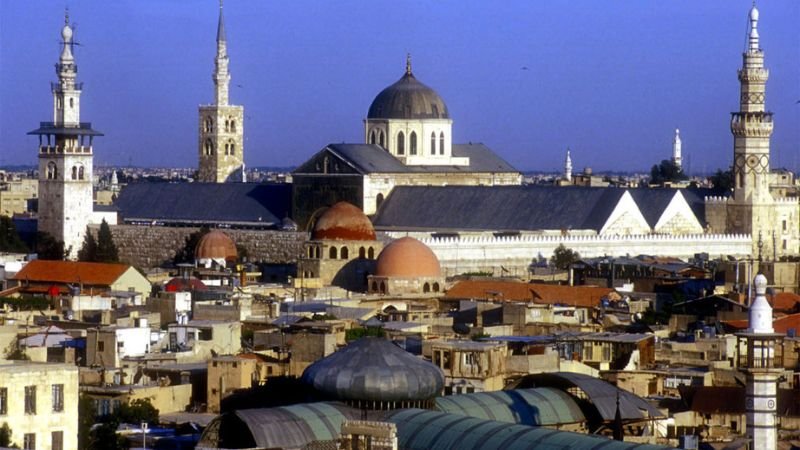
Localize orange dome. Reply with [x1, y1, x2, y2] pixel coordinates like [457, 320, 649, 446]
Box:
[311, 202, 376, 241]
[376, 237, 440, 277]
[195, 230, 237, 262]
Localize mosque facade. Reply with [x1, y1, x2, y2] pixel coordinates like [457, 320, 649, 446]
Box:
[705, 5, 800, 260]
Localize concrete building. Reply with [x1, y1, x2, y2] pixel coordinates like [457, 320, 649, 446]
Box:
[0, 361, 79, 450]
[197, 2, 245, 183]
[86, 323, 154, 368]
[705, 6, 800, 259]
[429, 340, 507, 394]
[0, 178, 37, 217]
[28, 12, 102, 259]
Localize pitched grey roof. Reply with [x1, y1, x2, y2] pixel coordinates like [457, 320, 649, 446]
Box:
[295, 143, 518, 175]
[373, 185, 710, 232]
[373, 185, 624, 232]
[114, 182, 291, 227]
[301, 337, 444, 402]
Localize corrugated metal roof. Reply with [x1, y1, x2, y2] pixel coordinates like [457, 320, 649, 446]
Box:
[434, 387, 585, 426]
[387, 409, 674, 450]
[115, 182, 291, 227]
[233, 402, 360, 449]
[523, 372, 665, 421]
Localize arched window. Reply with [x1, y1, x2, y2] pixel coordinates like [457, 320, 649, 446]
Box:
[397, 131, 405, 155]
[359, 247, 366, 258]
[431, 132, 436, 155]
[204, 139, 214, 156]
[226, 140, 235, 156]
[379, 131, 385, 148]
[423, 283, 431, 293]
[371, 281, 378, 292]
[78, 166, 85, 180]
[376, 193, 384, 210]
[204, 117, 213, 133]
[308, 247, 314, 258]
[71, 166, 78, 180]
[69, 98, 74, 108]
[439, 132, 445, 155]
[47, 162, 57, 180]
[329, 247, 338, 259]
[379, 282, 386, 294]
[229, 118, 236, 132]
[368, 247, 375, 259]
[370, 130, 376, 145]
[341, 247, 349, 259]
[410, 131, 417, 155]
[433, 282, 440, 292]
[314, 246, 321, 259]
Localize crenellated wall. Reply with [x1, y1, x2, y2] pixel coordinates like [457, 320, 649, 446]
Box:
[387, 232, 753, 277]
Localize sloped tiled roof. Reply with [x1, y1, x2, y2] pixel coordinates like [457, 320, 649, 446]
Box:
[296, 143, 518, 175]
[115, 182, 291, 227]
[12, 260, 130, 286]
[769, 292, 800, 312]
[443, 280, 615, 308]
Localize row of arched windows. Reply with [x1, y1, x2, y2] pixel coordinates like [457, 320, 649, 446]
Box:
[395, 131, 445, 156]
[70, 165, 85, 180]
[369, 129, 386, 147]
[203, 116, 238, 134]
[46, 162, 58, 180]
[422, 282, 441, 293]
[44, 162, 86, 181]
[203, 139, 236, 156]
[307, 245, 376, 260]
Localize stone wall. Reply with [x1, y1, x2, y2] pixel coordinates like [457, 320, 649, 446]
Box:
[90, 224, 307, 269]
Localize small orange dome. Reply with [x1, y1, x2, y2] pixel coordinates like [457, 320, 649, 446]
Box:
[376, 237, 440, 278]
[312, 202, 376, 241]
[195, 230, 237, 262]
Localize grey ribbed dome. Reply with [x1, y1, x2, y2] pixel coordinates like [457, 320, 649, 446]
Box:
[301, 337, 444, 403]
[367, 72, 450, 120]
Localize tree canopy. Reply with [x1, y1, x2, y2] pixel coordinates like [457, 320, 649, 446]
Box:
[78, 219, 119, 263]
[0, 216, 28, 253]
[649, 159, 687, 185]
[551, 244, 580, 270]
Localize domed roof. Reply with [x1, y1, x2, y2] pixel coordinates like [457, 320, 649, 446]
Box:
[367, 61, 449, 120]
[376, 237, 441, 278]
[311, 202, 376, 241]
[301, 337, 444, 402]
[195, 230, 237, 262]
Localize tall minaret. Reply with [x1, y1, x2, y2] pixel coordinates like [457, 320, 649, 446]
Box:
[198, 0, 245, 183]
[671, 129, 682, 170]
[737, 274, 783, 450]
[28, 10, 102, 259]
[564, 148, 572, 182]
[727, 4, 776, 257]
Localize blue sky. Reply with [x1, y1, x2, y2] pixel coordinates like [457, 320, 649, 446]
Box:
[1, 1, 798, 173]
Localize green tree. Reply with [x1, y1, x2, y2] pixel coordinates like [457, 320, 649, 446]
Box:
[77, 226, 98, 262]
[84, 398, 159, 450]
[709, 167, 734, 194]
[173, 226, 210, 264]
[0, 422, 16, 448]
[649, 159, 687, 185]
[0, 216, 29, 253]
[551, 244, 579, 270]
[95, 219, 119, 263]
[34, 231, 67, 260]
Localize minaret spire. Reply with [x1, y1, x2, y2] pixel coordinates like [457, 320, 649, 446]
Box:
[672, 129, 682, 170]
[405, 53, 412, 75]
[564, 148, 572, 182]
[748, 4, 760, 52]
[213, 0, 230, 106]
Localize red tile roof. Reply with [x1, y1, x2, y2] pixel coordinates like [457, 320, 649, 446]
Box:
[443, 280, 616, 308]
[769, 292, 800, 312]
[11, 260, 131, 287]
[723, 312, 800, 334]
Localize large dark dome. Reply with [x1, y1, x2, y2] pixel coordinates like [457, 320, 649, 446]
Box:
[367, 71, 450, 120]
[301, 338, 444, 405]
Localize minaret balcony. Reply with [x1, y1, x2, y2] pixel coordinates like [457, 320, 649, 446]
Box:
[39, 145, 92, 155]
[50, 81, 82, 91]
[730, 112, 774, 137]
[738, 68, 768, 83]
[736, 333, 785, 371]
